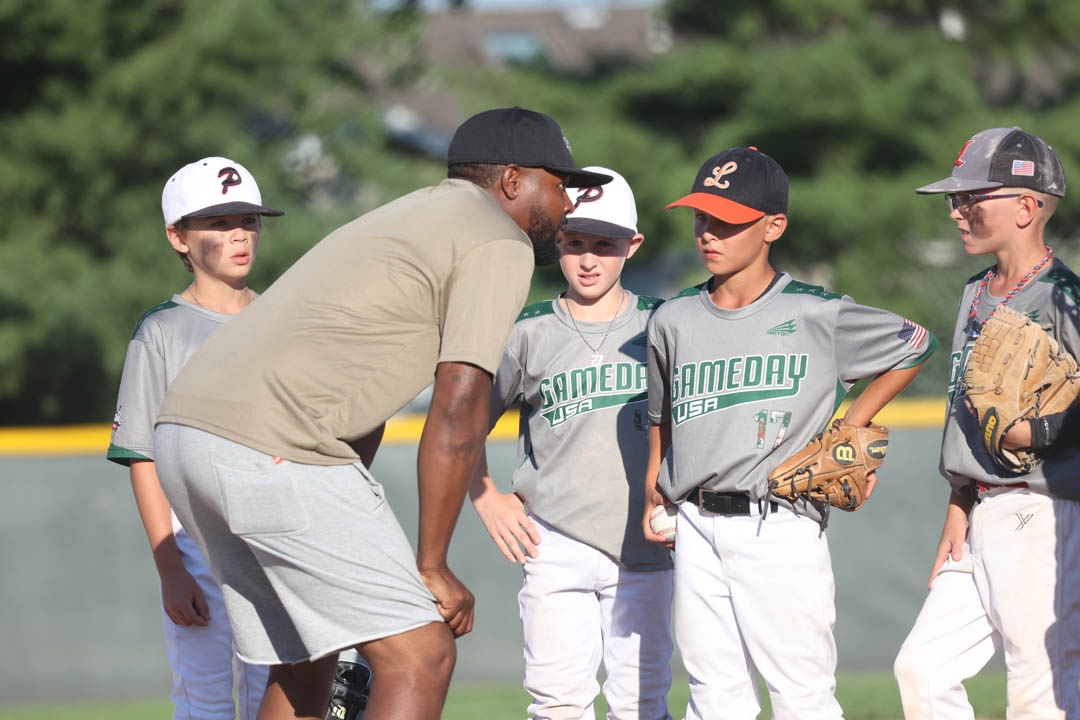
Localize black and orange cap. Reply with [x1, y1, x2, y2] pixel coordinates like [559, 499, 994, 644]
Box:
[666, 147, 788, 222]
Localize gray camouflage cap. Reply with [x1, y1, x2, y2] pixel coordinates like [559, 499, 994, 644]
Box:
[916, 127, 1066, 197]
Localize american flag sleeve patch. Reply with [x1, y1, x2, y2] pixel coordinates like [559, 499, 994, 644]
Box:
[897, 318, 928, 348]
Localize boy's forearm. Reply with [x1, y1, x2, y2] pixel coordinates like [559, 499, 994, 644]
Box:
[416, 362, 492, 570]
[843, 364, 924, 427]
[129, 460, 184, 574]
[948, 486, 975, 516]
[645, 422, 671, 494]
[467, 447, 496, 503]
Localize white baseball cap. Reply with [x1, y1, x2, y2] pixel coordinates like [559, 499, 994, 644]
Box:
[565, 166, 639, 239]
[162, 156, 284, 226]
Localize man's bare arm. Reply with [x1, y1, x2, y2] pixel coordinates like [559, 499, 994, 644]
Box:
[415, 361, 493, 636]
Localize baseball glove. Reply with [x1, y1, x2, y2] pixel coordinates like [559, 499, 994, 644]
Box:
[324, 651, 372, 720]
[767, 420, 889, 512]
[961, 304, 1080, 473]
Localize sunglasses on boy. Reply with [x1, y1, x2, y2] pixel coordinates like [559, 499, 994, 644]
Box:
[946, 192, 1045, 213]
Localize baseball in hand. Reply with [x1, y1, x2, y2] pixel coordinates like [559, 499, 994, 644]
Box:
[649, 504, 677, 542]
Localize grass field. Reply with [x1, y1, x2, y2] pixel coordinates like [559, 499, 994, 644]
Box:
[0, 672, 1008, 719]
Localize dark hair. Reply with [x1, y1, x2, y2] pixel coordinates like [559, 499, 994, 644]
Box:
[448, 162, 504, 188]
[173, 218, 194, 273]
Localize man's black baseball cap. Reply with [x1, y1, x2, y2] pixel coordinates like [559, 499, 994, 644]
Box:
[447, 107, 612, 188]
[666, 147, 788, 223]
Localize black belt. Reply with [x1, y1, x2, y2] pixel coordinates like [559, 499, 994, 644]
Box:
[687, 488, 777, 516]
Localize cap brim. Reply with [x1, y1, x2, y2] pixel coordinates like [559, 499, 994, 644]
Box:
[182, 202, 285, 221]
[664, 193, 765, 223]
[549, 166, 613, 188]
[915, 177, 1004, 195]
[563, 218, 637, 239]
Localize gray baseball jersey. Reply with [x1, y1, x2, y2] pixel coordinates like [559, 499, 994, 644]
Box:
[940, 259, 1080, 498]
[491, 292, 673, 571]
[107, 295, 240, 465]
[648, 273, 937, 523]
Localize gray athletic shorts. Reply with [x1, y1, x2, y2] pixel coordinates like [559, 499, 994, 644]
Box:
[154, 423, 442, 665]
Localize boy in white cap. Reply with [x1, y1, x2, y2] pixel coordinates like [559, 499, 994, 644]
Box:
[107, 157, 283, 719]
[469, 166, 675, 719]
[894, 127, 1080, 718]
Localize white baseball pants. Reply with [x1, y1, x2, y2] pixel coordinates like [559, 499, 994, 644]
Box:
[674, 501, 844, 720]
[162, 528, 269, 720]
[519, 516, 674, 720]
[894, 488, 1080, 720]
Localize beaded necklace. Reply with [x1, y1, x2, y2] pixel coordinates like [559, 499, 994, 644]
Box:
[965, 245, 1054, 338]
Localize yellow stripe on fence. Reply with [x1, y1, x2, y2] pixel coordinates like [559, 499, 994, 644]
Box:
[0, 397, 945, 458]
[0, 424, 114, 457]
[833, 396, 946, 428]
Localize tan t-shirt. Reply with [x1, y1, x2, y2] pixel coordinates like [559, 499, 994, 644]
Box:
[158, 179, 535, 465]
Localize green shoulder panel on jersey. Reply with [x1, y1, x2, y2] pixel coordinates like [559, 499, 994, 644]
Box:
[516, 299, 556, 323]
[781, 280, 842, 300]
[965, 266, 993, 285]
[130, 300, 179, 339]
[1039, 266, 1080, 305]
[637, 295, 664, 310]
[669, 281, 709, 300]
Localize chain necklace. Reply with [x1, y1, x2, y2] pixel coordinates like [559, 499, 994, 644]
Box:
[965, 245, 1053, 338]
[187, 285, 206, 308]
[563, 290, 627, 367]
[187, 285, 254, 311]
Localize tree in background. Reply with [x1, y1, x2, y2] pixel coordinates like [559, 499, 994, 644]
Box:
[0, 0, 434, 423]
[437, 0, 1080, 394]
[4, 0, 1080, 422]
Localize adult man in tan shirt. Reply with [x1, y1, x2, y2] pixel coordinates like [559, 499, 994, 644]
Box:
[153, 107, 611, 720]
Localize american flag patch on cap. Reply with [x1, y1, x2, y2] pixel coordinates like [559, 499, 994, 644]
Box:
[897, 319, 927, 348]
[1012, 159, 1035, 176]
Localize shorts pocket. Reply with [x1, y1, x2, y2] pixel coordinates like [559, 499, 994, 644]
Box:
[213, 458, 309, 536]
[353, 462, 384, 501]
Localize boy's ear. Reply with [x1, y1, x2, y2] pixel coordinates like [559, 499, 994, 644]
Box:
[625, 232, 645, 260]
[1015, 194, 1040, 229]
[166, 224, 189, 253]
[763, 214, 787, 244]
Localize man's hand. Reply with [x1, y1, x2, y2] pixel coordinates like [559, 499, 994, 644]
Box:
[928, 493, 972, 589]
[160, 564, 210, 627]
[419, 567, 475, 637]
[472, 489, 540, 563]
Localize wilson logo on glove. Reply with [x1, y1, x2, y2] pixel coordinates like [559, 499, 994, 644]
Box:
[867, 439, 888, 459]
[768, 420, 889, 517]
[832, 443, 856, 465]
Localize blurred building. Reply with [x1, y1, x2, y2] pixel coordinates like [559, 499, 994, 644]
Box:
[382, 4, 672, 157]
[426, 5, 670, 71]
